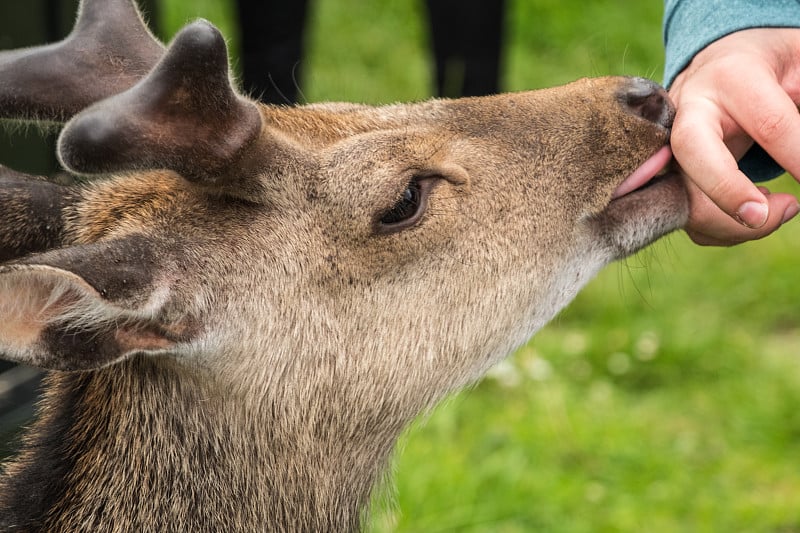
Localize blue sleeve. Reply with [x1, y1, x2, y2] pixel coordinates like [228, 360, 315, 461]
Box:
[663, 0, 800, 182]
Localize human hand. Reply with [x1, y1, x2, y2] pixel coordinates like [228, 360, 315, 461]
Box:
[668, 28, 800, 246]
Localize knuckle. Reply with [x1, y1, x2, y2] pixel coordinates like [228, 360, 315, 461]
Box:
[684, 230, 715, 246]
[683, 165, 754, 217]
[712, 56, 748, 79]
[688, 233, 729, 247]
[701, 179, 736, 204]
[668, 117, 698, 152]
[754, 110, 791, 142]
[669, 119, 690, 144]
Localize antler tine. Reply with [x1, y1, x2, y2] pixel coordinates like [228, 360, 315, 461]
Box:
[0, 0, 164, 123]
[58, 20, 270, 199]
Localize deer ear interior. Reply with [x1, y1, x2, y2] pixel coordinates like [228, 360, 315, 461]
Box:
[0, 237, 196, 371]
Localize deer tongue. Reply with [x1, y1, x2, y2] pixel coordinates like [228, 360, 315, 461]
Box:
[612, 145, 673, 199]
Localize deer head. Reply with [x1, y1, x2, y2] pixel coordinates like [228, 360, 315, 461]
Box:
[0, 0, 687, 530]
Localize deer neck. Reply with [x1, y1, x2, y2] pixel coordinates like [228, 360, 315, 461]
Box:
[0, 356, 401, 532]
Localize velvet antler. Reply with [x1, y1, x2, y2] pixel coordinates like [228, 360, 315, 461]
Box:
[58, 21, 265, 190]
[0, 0, 164, 122]
[0, 0, 279, 200]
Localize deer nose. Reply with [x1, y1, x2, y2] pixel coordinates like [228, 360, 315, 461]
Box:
[619, 77, 675, 129]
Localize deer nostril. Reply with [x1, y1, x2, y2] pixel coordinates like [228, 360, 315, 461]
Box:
[619, 77, 675, 129]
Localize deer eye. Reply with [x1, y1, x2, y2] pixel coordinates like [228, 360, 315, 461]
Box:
[377, 177, 434, 233]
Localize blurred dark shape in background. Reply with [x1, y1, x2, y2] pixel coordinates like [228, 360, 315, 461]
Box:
[237, 0, 506, 103]
[425, 0, 506, 98]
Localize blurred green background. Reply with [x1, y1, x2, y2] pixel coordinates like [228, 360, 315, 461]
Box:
[7, 0, 800, 531]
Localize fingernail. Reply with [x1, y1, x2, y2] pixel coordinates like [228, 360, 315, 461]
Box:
[735, 201, 769, 228]
[782, 203, 800, 224]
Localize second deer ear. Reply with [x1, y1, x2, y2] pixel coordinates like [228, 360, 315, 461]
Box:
[0, 235, 197, 371]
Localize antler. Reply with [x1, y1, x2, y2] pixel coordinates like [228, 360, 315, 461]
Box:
[0, 0, 279, 200]
[58, 21, 265, 189]
[0, 0, 164, 122]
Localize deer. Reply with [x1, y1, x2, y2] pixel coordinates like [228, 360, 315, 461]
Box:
[0, 0, 687, 531]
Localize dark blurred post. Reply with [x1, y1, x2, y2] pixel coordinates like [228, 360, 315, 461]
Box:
[233, 0, 503, 103]
[425, 0, 506, 97]
[235, 0, 310, 104]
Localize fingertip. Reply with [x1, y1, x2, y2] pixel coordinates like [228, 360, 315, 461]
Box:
[781, 202, 800, 224]
[735, 200, 769, 228]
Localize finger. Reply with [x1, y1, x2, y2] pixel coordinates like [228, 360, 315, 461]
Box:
[684, 180, 798, 246]
[725, 75, 800, 181]
[670, 98, 769, 228]
[688, 192, 795, 242]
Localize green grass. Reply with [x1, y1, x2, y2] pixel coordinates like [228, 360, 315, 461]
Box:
[132, 1, 800, 530]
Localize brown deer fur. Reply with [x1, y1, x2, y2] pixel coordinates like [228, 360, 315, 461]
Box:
[0, 1, 688, 531]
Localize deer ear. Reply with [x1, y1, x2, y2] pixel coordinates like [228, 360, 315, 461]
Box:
[0, 236, 196, 371]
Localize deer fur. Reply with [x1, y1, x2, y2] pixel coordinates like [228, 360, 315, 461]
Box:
[0, 1, 688, 531]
